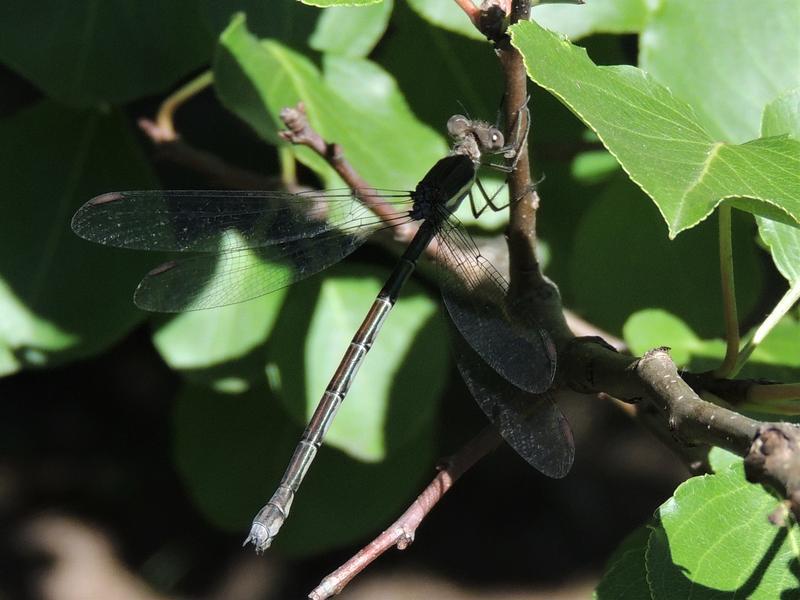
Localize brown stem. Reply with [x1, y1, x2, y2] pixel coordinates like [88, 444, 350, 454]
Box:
[308, 426, 503, 600]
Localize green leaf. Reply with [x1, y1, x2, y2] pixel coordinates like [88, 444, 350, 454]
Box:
[0, 102, 157, 373]
[708, 448, 741, 474]
[757, 88, 800, 284]
[0, 337, 19, 377]
[152, 284, 287, 386]
[639, 0, 800, 145]
[758, 218, 800, 285]
[309, 0, 392, 57]
[571, 149, 620, 184]
[533, 0, 649, 40]
[623, 309, 705, 367]
[510, 20, 800, 237]
[409, 0, 648, 43]
[0, 1, 211, 107]
[761, 88, 800, 141]
[594, 526, 651, 599]
[406, 0, 485, 41]
[739, 317, 800, 385]
[266, 262, 448, 462]
[571, 176, 762, 338]
[624, 311, 800, 384]
[214, 15, 446, 189]
[173, 383, 436, 556]
[301, 0, 383, 6]
[648, 464, 799, 598]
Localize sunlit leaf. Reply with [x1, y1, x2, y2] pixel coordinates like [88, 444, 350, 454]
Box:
[406, 0, 485, 41]
[639, 0, 800, 144]
[214, 15, 446, 189]
[534, 0, 648, 40]
[301, 0, 383, 6]
[310, 0, 392, 56]
[511, 20, 800, 237]
[708, 447, 740, 474]
[623, 310, 800, 382]
[152, 242, 288, 385]
[648, 464, 799, 598]
[757, 88, 800, 284]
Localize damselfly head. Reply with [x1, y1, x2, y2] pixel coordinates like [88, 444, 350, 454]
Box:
[447, 115, 506, 154]
[474, 124, 505, 152]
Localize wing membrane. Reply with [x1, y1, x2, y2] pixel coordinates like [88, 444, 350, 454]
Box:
[451, 322, 574, 478]
[134, 226, 377, 312]
[72, 189, 411, 253]
[436, 216, 556, 394]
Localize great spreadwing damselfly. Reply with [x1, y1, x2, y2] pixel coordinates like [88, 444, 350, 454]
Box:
[70, 109, 574, 553]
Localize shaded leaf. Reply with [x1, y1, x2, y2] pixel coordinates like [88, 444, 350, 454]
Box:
[0, 1, 211, 106]
[594, 526, 651, 599]
[0, 102, 157, 373]
[511, 20, 800, 237]
[570, 149, 620, 184]
[267, 262, 448, 462]
[570, 176, 762, 338]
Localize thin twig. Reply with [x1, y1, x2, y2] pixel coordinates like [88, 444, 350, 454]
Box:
[308, 426, 503, 600]
[278, 103, 418, 243]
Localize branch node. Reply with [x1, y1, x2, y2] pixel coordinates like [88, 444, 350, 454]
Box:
[744, 423, 800, 520]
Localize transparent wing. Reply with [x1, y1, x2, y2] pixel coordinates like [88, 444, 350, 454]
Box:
[435, 215, 556, 394]
[450, 322, 573, 478]
[71, 189, 412, 252]
[134, 226, 378, 312]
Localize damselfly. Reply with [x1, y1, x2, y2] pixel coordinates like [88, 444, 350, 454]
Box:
[70, 109, 574, 552]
